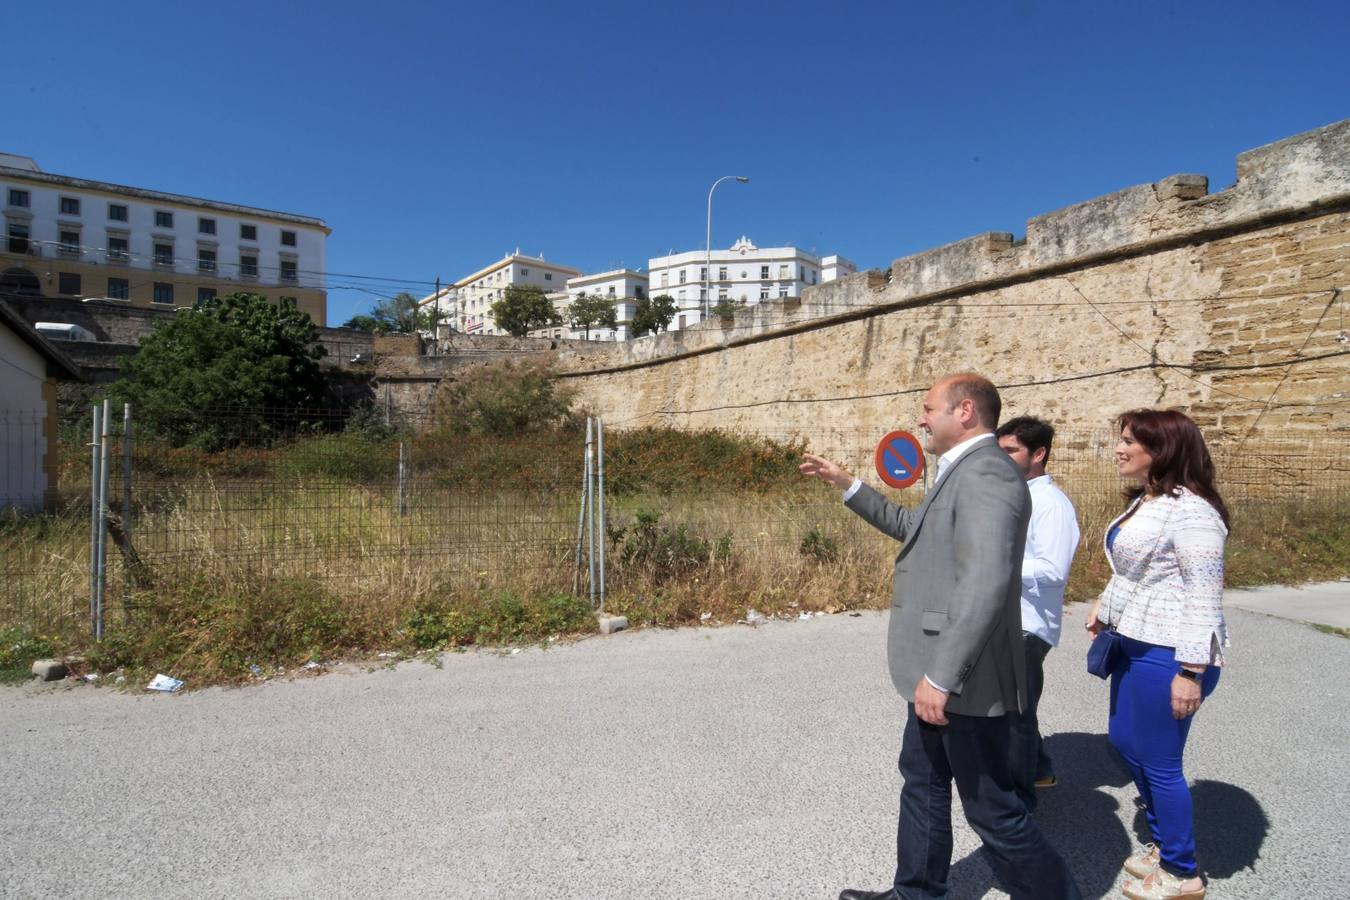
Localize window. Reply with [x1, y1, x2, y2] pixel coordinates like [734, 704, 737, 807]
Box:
[778, 284, 789, 298]
[607, 285, 616, 296]
[239, 254, 258, 278]
[678, 270, 686, 284]
[660, 272, 669, 287]
[60, 196, 81, 215]
[58, 272, 81, 295]
[7, 222, 30, 253]
[520, 267, 529, 276]
[279, 260, 298, 282]
[718, 266, 727, 281]
[760, 265, 769, 279]
[699, 289, 706, 301]
[198, 287, 217, 303]
[779, 264, 790, 279]
[8, 189, 31, 208]
[280, 230, 297, 247]
[544, 272, 552, 281]
[107, 236, 128, 261]
[108, 203, 128, 222]
[58, 230, 81, 255]
[107, 277, 129, 300]
[153, 282, 174, 304]
[635, 285, 645, 298]
[154, 210, 173, 228]
[740, 270, 747, 279]
[198, 248, 217, 272]
[154, 243, 174, 267]
[240, 223, 257, 241]
[760, 288, 770, 300]
[198, 217, 216, 235]
[718, 289, 728, 301]
[699, 267, 707, 281]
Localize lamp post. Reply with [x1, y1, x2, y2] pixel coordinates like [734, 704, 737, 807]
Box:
[705, 175, 749, 320]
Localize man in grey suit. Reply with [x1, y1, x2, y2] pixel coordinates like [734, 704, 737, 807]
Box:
[800, 373, 1080, 900]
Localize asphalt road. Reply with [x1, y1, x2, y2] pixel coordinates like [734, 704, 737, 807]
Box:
[4, 588, 1348, 899]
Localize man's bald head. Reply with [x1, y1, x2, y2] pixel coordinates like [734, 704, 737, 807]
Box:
[935, 373, 1001, 431]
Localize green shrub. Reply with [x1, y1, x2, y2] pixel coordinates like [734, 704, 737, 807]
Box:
[431, 358, 577, 436]
[0, 626, 58, 683]
[403, 590, 593, 649]
[86, 574, 377, 682]
[799, 527, 840, 563]
[610, 510, 732, 583]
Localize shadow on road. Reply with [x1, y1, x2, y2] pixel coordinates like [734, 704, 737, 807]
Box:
[1130, 779, 1269, 879]
[949, 733, 1269, 898]
[949, 732, 1133, 899]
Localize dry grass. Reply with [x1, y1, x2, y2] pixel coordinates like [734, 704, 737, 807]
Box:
[3, 465, 1346, 687]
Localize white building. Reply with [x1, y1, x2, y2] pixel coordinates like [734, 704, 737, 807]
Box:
[531, 269, 648, 341]
[646, 236, 856, 331]
[0, 301, 81, 511]
[421, 250, 580, 336]
[0, 153, 330, 324]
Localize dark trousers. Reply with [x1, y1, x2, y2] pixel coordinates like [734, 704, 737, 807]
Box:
[1009, 632, 1053, 810]
[1108, 636, 1220, 879]
[893, 705, 1081, 900]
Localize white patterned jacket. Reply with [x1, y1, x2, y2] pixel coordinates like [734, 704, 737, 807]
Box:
[1095, 487, 1229, 666]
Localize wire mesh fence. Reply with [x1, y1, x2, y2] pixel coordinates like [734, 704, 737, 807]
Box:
[2, 403, 1347, 644]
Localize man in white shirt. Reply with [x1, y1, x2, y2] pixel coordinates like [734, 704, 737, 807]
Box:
[996, 416, 1081, 812]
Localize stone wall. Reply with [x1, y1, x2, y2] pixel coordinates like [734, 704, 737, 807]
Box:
[554, 120, 1350, 477]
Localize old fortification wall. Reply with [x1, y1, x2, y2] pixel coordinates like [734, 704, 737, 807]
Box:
[555, 120, 1350, 476]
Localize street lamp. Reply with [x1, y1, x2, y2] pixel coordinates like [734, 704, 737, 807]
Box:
[705, 175, 749, 319]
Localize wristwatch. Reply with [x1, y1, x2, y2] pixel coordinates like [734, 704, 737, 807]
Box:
[1177, 668, 1203, 683]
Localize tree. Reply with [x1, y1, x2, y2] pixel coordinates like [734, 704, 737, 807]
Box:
[568, 292, 619, 339]
[341, 314, 380, 332]
[346, 291, 445, 334]
[632, 294, 678, 336]
[490, 284, 561, 337]
[711, 297, 739, 318]
[109, 292, 328, 449]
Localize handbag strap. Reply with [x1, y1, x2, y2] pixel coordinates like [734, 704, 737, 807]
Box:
[1104, 496, 1174, 629]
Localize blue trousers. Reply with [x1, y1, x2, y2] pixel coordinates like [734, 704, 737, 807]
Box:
[1108, 636, 1220, 879]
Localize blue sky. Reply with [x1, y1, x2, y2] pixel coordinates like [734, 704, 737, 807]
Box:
[8, 0, 1348, 325]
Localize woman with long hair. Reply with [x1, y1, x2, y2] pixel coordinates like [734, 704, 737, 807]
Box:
[1088, 409, 1229, 900]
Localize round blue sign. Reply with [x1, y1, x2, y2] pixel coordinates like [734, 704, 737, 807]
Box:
[874, 430, 925, 489]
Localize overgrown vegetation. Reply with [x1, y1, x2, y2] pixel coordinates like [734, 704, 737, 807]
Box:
[0, 626, 59, 684]
[609, 510, 733, 584]
[109, 292, 329, 450]
[431, 358, 578, 436]
[5, 363, 1345, 690]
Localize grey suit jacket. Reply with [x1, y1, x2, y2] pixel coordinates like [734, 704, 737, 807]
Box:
[845, 439, 1031, 717]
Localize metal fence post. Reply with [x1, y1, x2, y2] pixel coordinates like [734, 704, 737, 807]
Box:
[597, 417, 606, 611]
[88, 403, 101, 640]
[574, 420, 589, 596]
[397, 441, 407, 518]
[585, 417, 596, 607]
[122, 403, 133, 624]
[96, 399, 112, 640]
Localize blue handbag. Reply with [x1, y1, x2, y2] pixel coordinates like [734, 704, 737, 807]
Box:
[1086, 627, 1122, 679]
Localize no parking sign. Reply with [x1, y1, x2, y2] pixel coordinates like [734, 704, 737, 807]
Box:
[874, 430, 925, 489]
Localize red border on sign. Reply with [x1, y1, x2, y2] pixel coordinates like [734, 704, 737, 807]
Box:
[874, 430, 925, 489]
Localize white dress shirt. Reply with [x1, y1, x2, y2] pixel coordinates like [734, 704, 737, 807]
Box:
[1020, 474, 1080, 647]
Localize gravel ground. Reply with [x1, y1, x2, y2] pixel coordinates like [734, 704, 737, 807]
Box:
[3, 591, 1347, 899]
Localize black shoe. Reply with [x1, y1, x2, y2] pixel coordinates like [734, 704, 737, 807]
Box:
[839, 890, 898, 900]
